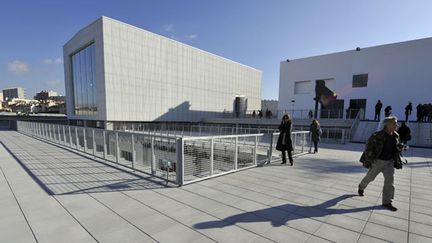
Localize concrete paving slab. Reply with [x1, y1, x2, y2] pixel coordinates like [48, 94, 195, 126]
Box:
[363, 222, 408, 243]
[409, 221, 432, 238]
[1, 130, 432, 242]
[357, 234, 390, 243]
[314, 223, 361, 242]
[261, 225, 311, 243]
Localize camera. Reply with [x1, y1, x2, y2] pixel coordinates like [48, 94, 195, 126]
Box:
[397, 143, 409, 151]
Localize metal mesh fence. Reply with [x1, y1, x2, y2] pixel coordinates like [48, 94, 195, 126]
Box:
[271, 131, 311, 163]
[17, 121, 313, 186]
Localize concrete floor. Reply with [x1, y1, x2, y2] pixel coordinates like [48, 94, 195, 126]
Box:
[1, 130, 431, 243]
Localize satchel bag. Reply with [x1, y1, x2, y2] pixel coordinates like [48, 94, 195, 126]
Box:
[276, 143, 283, 151]
[394, 160, 403, 169]
[394, 158, 408, 170]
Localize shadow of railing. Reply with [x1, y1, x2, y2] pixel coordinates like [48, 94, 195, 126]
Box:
[0, 139, 171, 195]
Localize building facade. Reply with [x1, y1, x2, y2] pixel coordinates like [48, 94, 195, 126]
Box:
[279, 37, 432, 120]
[64, 16, 262, 128]
[3, 87, 25, 100]
[34, 90, 59, 101]
[261, 99, 278, 117]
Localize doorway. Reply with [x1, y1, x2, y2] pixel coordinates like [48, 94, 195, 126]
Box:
[321, 99, 345, 118]
[348, 99, 366, 119]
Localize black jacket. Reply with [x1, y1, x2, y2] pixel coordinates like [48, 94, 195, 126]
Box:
[397, 125, 411, 142]
[276, 121, 293, 151]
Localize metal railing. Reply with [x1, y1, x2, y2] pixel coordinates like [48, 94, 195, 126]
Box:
[17, 121, 311, 186]
[17, 121, 180, 183]
[220, 108, 365, 120]
[269, 131, 311, 164]
[278, 109, 364, 120]
[117, 123, 279, 137]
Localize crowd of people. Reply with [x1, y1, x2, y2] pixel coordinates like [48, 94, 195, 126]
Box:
[274, 104, 414, 212]
[416, 103, 432, 122]
[252, 109, 273, 119]
[375, 100, 432, 122]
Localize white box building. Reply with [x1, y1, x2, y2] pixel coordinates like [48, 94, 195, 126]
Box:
[279, 37, 432, 120]
[64, 16, 261, 128]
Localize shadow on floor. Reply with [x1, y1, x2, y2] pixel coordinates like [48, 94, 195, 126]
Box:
[0, 139, 171, 195]
[194, 194, 384, 229]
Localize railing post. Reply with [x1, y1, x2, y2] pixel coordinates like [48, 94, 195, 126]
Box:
[68, 126, 72, 147]
[341, 129, 345, 144]
[210, 138, 214, 176]
[254, 136, 258, 165]
[301, 132, 305, 153]
[151, 137, 156, 175]
[269, 133, 274, 164]
[176, 137, 184, 186]
[63, 126, 66, 145]
[115, 132, 120, 164]
[75, 127, 79, 150]
[103, 130, 107, 159]
[92, 129, 96, 157]
[326, 128, 330, 142]
[131, 133, 135, 168]
[83, 128, 87, 153]
[234, 137, 238, 170]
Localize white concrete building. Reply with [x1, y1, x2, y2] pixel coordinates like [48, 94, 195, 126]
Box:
[279, 37, 432, 120]
[64, 16, 261, 128]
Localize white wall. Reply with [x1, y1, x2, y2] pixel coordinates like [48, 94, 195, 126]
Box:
[279, 38, 432, 120]
[64, 17, 261, 122]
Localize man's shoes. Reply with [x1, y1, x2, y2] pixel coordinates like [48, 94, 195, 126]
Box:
[382, 203, 398, 211]
[281, 162, 286, 164]
[358, 188, 364, 196]
[290, 161, 293, 166]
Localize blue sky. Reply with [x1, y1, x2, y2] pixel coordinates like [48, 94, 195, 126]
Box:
[1, 0, 432, 100]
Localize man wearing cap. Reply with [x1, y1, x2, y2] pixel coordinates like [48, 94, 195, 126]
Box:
[358, 116, 403, 211]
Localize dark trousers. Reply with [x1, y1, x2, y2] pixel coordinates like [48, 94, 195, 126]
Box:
[374, 111, 380, 121]
[282, 150, 293, 164]
[313, 141, 318, 152]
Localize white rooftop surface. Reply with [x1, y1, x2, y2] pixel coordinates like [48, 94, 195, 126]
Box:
[0, 130, 431, 243]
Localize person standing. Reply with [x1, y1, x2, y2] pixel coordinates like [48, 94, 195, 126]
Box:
[276, 114, 294, 166]
[308, 110, 313, 119]
[310, 119, 322, 153]
[404, 102, 412, 122]
[358, 116, 404, 211]
[374, 100, 383, 121]
[384, 105, 392, 117]
[397, 122, 411, 145]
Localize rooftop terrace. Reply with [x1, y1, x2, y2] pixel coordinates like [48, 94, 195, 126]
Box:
[0, 130, 431, 242]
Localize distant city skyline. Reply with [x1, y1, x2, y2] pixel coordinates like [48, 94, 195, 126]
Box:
[1, 0, 432, 100]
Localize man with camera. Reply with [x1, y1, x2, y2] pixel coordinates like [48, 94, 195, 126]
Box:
[358, 116, 405, 211]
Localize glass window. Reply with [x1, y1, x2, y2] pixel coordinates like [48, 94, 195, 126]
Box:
[71, 43, 97, 115]
[352, 74, 368, 88]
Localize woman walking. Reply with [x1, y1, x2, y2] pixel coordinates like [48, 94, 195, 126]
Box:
[310, 119, 322, 153]
[276, 114, 294, 165]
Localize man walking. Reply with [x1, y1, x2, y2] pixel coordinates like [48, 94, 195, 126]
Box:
[358, 116, 403, 211]
[374, 100, 383, 120]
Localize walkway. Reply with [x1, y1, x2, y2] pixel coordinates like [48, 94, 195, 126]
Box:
[0, 130, 431, 242]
